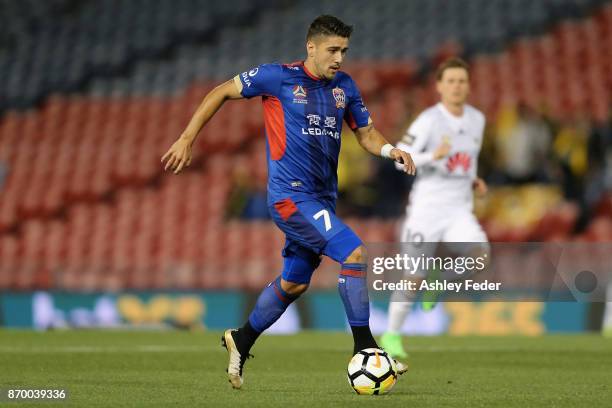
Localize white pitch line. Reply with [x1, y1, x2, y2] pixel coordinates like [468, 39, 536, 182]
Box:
[0, 345, 607, 353]
[0, 345, 209, 353]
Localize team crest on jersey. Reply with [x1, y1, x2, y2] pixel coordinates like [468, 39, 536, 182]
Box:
[446, 152, 471, 173]
[292, 85, 307, 98]
[292, 85, 308, 104]
[332, 87, 345, 109]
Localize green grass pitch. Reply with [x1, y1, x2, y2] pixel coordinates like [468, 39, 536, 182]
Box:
[0, 330, 610, 407]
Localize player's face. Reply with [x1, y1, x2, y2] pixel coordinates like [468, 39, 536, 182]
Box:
[308, 35, 349, 80]
[436, 68, 470, 106]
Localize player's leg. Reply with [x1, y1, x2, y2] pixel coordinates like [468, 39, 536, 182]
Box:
[383, 221, 417, 356]
[382, 290, 415, 358]
[298, 205, 376, 354]
[320, 220, 403, 373]
[332, 240, 409, 374]
[337, 243, 378, 354]
[418, 212, 488, 312]
[282, 199, 376, 354]
[603, 280, 612, 337]
[414, 211, 490, 317]
[441, 211, 490, 281]
[239, 243, 320, 349]
[264, 197, 372, 354]
[223, 242, 320, 389]
[382, 214, 443, 356]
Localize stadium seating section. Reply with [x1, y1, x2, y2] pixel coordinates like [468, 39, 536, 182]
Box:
[0, 0, 610, 289]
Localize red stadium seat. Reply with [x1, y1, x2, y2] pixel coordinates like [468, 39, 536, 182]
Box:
[1, 5, 610, 291]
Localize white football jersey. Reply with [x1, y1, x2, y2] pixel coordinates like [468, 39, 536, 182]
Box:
[396, 102, 485, 211]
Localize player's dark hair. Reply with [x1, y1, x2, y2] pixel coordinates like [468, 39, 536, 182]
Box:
[307, 15, 353, 41]
[436, 57, 470, 81]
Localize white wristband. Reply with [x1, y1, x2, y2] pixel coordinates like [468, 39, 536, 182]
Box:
[381, 144, 394, 159]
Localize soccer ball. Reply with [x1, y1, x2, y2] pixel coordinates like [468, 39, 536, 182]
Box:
[347, 348, 398, 395]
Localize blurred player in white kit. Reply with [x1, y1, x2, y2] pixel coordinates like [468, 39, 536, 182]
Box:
[381, 58, 490, 358]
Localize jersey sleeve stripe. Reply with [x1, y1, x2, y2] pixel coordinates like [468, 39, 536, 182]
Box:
[262, 96, 287, 160]
[345, 111, 358, 131]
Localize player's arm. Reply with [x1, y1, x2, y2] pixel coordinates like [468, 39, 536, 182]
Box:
[471, 112, 487, 197]
[353, 123, 416, 175]
[394, 140, 449, 170]
[344, 76, 414, 174]
[472, 177, 487, 196]
[161, 77, 243, 174]
[393, 115, 449, 172]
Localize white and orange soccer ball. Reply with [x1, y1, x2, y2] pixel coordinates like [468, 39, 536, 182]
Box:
[347, 348, 398, 395]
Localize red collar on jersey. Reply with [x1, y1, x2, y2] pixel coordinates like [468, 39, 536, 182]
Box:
[286, 61, 322, 81]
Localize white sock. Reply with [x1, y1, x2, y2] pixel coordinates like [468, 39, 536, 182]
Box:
[386, 285, 417, 334]
[603, 280, 612, 331]
[387, 300, 413, 334]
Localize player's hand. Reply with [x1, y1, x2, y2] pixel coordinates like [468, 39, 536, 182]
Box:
[390, 148, 416, 176]
[161, 135, 193, 174]
[433, 142, 451, 160]
[473, 177, 488, 197]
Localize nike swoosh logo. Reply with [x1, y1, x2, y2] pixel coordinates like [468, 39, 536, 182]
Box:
[373, 351, 381, 368]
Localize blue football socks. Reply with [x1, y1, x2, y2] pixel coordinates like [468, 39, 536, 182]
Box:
[338, 263, 378, 353]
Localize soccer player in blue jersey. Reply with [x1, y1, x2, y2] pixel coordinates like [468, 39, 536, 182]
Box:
[161, 15, 416, 389]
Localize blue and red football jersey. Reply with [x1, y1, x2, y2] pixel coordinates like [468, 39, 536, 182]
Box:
[237, 61, 371, 204]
